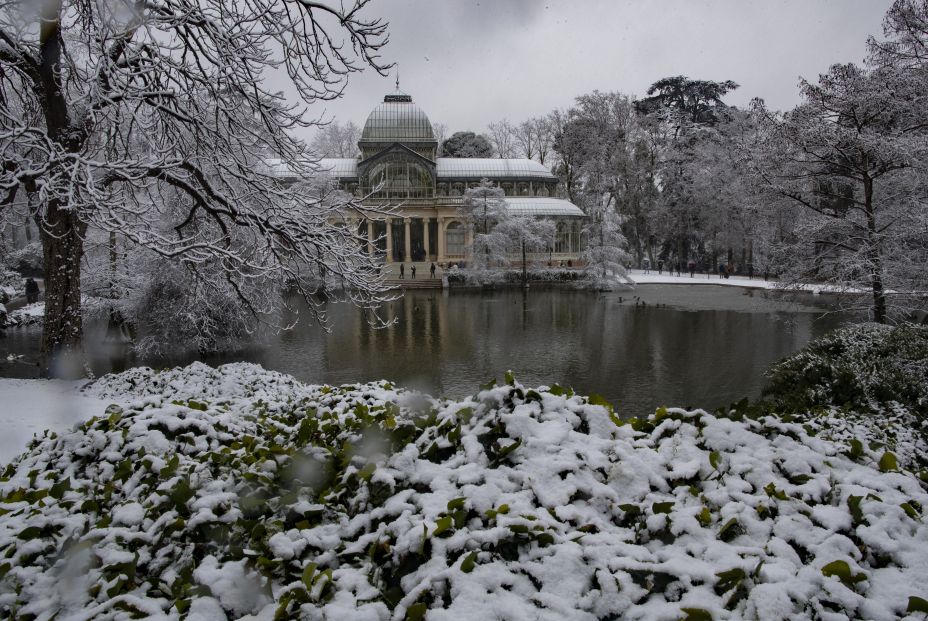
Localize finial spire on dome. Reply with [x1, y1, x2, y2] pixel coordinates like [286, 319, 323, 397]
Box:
[384, 69, 412, 103]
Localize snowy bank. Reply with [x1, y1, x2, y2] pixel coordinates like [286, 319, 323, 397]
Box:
[1, 301, 43, 328]
[1, 362, 927, 620]
[627, 270, 873, 295]
[0, 378, 114, 464]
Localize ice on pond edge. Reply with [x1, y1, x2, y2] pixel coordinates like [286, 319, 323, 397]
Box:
[0, 361, 926, 620]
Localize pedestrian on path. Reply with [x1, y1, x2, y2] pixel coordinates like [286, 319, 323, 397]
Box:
[658, 259, 664, 275]
[400, 263, 405, 279]
[643, 257, 651, 274]
[748, 263, 754, 280]
[25, 278, 39, 304]
[430, 263, 436, 278]
[411, 265, 416, 279]
[688, 260, 695, 278]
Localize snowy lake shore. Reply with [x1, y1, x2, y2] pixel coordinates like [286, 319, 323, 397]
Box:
[0, 361, 926, 620]
[0, 377, 114, 464]
[627, 270, 872, 295]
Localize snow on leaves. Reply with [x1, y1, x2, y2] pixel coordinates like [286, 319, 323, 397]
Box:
[0, 362, 926, 619]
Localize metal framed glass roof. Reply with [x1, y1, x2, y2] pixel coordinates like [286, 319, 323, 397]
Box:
[262, 158, 358, 178]
[436, 158, 557, 180]
[505, 197, 585, 218]
[317, 158, 359, 177]
[360, 96, 435, 143]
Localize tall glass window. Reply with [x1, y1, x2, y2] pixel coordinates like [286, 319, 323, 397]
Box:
[570, 222, 581, 253]
[446, 222, 465, 256]
[555, 221, 570, 253]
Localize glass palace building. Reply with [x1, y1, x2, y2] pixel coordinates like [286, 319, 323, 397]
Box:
[272, 91, 586, 264]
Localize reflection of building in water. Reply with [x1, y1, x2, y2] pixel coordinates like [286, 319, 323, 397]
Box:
[269, 90, 586, 265]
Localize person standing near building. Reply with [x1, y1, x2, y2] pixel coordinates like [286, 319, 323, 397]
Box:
[399, 263, 405, 279]
[411, 265, 416, 279]
[430, 263, 436, 278]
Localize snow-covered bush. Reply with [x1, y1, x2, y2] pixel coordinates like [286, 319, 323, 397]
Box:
[2, 363, 928, 620]
[446, 267, 589, 287]
[0, 270, 23, 303]
[763, 323, 928, 419]
[3, 242, 43, 274]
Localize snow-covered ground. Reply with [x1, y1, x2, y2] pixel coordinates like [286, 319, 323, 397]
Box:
[0, 378, 114, 464]
[3, 301, 44, 327]
[0, 362, 926, 620]
[627, 270, 872, 295]
[629, 269, 778, 289]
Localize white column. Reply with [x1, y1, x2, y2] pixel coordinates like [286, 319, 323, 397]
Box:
[437, 217, 445, 262]
[423, 217, 431, 261]
[385, 219, 393, 263]
[403, 218, 412, 263]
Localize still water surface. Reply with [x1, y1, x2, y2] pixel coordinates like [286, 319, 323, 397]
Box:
[1, 285, 849, 416]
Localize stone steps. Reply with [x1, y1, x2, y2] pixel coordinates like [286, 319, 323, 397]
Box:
[384, 278, 443, 290]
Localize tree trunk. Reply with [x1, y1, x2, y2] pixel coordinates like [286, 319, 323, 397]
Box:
[521, 240, 527, 288]
[863, 178, 887, 324]
[39, 202, 86, 376]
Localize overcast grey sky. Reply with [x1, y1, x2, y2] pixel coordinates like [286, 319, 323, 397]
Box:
[307, 0, 893, 136]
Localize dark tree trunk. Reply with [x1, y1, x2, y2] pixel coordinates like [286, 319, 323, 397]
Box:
[35, 0, 90, 375]
[863, 178, 887, 324]
[521, 240, 527, 288]
[38, 202, 86, 375]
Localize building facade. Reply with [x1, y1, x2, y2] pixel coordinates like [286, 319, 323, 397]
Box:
[273, 91, 586, 265]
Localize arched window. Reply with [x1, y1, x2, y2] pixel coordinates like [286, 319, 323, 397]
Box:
[446, 221, 465, 256]
[537, 185, 549, 197]
[362, 153, 433, 199]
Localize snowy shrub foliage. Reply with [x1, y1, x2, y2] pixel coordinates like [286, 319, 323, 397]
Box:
[764, 323, 928, 420]
[0, 270, 23, 303]
[2, 363, 928, 620]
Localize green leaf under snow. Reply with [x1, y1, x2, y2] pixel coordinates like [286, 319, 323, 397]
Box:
[433, 515, 453, 537]
[718, 518, 742, 542]
[878, 451, 898, 473]
[460, 551, 477, 573]
[714, 567, 746, 595]
[847, 438, 864, 460]
[680, 607, 713, 621]
[908, 596, 928, 613]
[302, 563, 317, 590]
[821, 560, 866, 588]
[652, 502, 674, 515]
[588, 393, 613, 412]
[406, 602, 427, 621]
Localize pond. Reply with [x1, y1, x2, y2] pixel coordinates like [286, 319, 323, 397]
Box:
[1, 285, 851, 417]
